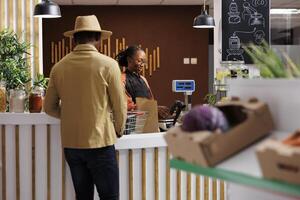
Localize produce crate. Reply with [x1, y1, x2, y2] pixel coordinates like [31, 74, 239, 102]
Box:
[256, 133, 300, 185]
[165, 98, 274, 167]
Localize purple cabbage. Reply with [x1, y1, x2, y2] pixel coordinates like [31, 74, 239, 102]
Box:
[182, 105, 229, 133]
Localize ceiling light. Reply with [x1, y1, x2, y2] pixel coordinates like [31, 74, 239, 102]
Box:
[34, 0, 61, 18]
[270, 8, 300, 15]
[193, 0, 215, 29]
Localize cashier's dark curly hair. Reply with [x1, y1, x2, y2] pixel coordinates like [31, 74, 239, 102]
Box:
[115, 45, 142, 68]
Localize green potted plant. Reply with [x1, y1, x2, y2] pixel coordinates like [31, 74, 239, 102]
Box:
[29, 73, 48, 113]
[0, 29, 31, 112]
[204, 93, 217, 105]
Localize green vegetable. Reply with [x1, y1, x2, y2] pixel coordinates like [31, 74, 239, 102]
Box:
[243, 41, 300, 78]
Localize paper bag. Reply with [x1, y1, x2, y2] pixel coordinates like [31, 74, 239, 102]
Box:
[136, 97, 159, 133]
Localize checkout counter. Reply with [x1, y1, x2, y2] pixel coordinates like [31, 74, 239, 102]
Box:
[0, 111, 225, 200]
[0, 79, 226, 199]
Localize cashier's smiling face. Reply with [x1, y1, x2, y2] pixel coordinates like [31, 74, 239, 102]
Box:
[127, 50, 146, 75]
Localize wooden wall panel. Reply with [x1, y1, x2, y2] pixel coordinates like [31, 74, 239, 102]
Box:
[0, 0, 42, 77]
[43, 6, 209, 105]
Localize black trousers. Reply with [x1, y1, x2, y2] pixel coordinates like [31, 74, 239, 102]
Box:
[64, 145, 119, 200]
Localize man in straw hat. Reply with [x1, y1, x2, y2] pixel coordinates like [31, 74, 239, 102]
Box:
[44, 15, 127, 200]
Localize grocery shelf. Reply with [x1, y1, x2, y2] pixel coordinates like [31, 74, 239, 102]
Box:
[170, 131, 300, 198]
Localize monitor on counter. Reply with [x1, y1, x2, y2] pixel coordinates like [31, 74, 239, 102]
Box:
[172, 80, 195, 93]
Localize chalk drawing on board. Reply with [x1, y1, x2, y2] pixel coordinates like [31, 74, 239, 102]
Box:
[226, 28, 257, 61]
[242, 2, 265, 27]
[252, 0, 267, 7]
[228, 0, 241, 24]
[227, 35, 244, 61]
[254, 30, 265, 44]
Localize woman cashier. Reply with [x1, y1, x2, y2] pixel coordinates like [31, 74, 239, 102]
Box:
[115, 45, 169, 119]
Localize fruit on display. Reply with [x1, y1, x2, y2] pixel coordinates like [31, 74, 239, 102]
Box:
[282, 130, 300, 147]
[182, 105, 229, 133]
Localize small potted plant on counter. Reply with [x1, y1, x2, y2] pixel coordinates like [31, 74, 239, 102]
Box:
[29, 73, 48, 113]
[0, 29, 31, 112]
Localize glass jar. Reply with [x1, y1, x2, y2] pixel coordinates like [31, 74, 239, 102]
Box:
[0, 81, 6, 112]
[9, 89, 26, 113]
[29, 86, 44, 113]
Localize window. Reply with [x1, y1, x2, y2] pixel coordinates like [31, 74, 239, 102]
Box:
[271, 0, 300, 64]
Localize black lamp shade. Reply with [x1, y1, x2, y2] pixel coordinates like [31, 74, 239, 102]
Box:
[193, 10, 215, 28]
[34, 0, 61, 18]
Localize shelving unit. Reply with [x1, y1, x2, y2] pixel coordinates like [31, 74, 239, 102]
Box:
[169, 79, 300, 200]
[170, 131, 300, 198]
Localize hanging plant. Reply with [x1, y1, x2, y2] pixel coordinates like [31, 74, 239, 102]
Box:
[0, 29, 31, 90]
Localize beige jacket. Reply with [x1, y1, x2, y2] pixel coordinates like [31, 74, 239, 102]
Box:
[44, 44, 127, 148]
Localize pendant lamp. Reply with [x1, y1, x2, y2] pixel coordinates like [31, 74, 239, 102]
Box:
[193, 0, 215, 28]
[34, 0, 61, 18]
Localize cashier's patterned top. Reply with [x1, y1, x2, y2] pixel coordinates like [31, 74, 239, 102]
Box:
[124, 69, 152, 103]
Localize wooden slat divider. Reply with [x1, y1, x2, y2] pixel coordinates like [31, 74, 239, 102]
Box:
[149, 54, 152, 76]
[115, 39, 119, 55]
[108, 38, 111, 56]
[0, 0, 4, 29]
[16, 126, 20, 200]
[66, 46, 69, 55]
[213, 179, 217, 200]
[196, 176, 200, 200]
[166, 149, 170, 200]
[58, 41, 62, 61]
[145, 48, 149, 69]
[122, 38, 125, 50]
[129, 149, 133, 200]
[187, 174, 191, 200]
[153, 49, 156, 71]
[26, 0, 32, 76]
[69, 37, 72, 51]
[177, 171, 181, 200]
[55, 44, 58, 64]
[34, 0, 40, 75]
[142, 148, 146, 200]
[1, 125, 6, 200]
[157, 47, 160, 68]
[51, 42, 55, 63]
[104, 44, 107, 56]
[204, 177, 209, 200]
[8, 0, 14, 29]
[62, 39, 65, 58]
[47, 125, 51, 200]
[5, 125, 17, 200]
[155, 147, 159, 200]
[17, 0, 23, 36]
[100, 41, 103, 53]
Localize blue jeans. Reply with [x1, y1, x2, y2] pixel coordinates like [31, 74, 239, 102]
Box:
[64, 145, 119, 200]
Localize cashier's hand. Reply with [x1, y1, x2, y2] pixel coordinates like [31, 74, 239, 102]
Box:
[158, 105, 170, 120]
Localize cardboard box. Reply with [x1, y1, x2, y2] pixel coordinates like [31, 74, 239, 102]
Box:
[256, 139, 300, 185]
[164, 98, 274, 167]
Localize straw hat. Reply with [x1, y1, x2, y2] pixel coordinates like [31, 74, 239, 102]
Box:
[63, 15, 112, 40]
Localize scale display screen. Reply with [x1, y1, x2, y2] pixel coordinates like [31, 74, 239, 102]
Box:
[172, 80, 195, 92]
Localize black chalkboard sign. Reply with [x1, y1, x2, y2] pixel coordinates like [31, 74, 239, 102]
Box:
[222, 0, 270, 64]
